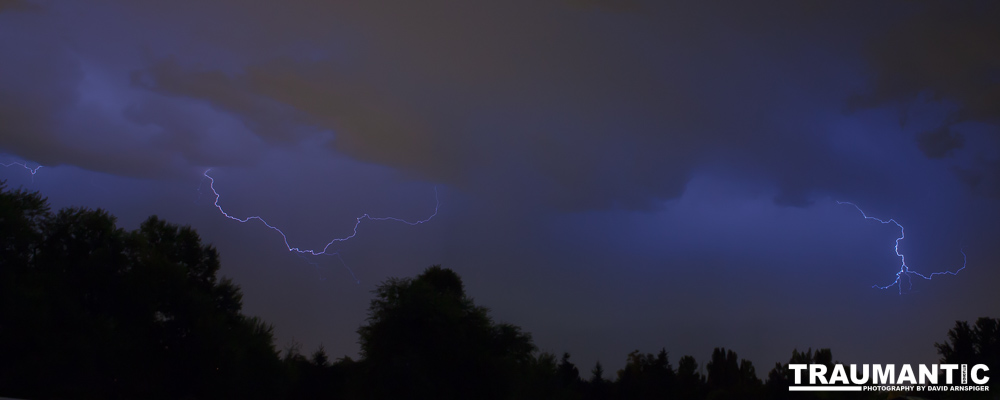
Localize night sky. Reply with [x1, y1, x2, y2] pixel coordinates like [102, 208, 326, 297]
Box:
[3, 0, 1000, 374]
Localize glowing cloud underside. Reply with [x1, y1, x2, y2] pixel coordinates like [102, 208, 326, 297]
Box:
[837, 201, 966, 294]
[203, 169, 439, 283]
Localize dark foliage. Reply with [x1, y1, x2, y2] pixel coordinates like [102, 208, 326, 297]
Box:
[934, 317, 1000, 400]
[0, 182, 282, 399]
[357, 265, 536, 399]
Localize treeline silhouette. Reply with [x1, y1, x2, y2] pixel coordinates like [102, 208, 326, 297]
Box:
[1, 182, 996, 400]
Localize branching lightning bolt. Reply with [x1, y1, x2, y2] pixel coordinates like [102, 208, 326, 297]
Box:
[203, 169, 439, 282]
[837, 201, 966, 294]
[2, 161, 43, 182]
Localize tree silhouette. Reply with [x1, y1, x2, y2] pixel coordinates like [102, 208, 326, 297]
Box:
[585, 361, 610, 400]
[706, 347, 761, 399]
[554, 352, 583, 400]
[357, 265, 536, 400]
[762, 348, 868, 400]
[558, 352, 581, 385]
[616, 348, 675, 399]
[514, 351, 560, 399]
[676, 354, 706, 399]
[591, 361, 605, 383]
[309, 345, 329, 366]
[0, 182, 282, 399]
[936, 317, 1000, 399]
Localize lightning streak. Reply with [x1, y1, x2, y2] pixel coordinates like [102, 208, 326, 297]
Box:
[203, 169, 439, 281]
[2, 161, 43, 181]
[838, 201, 966, 294]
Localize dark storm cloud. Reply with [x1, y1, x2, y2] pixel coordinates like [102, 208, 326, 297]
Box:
[853, 1, 1000, 194]
[857, 1, 1000, 125]
[562, 0, 642, 12]
[916, 126, 965, 159]
[0, 0, 876, 207]
[955, 160, 1000, 198]
[131, 58, 314, 144]
[0, 1, 265, 177]
[138, 53, 704, 211]
[0, 0, 33, 12]
[125, 1, 896, 210]
[1, 0, 989, 208]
